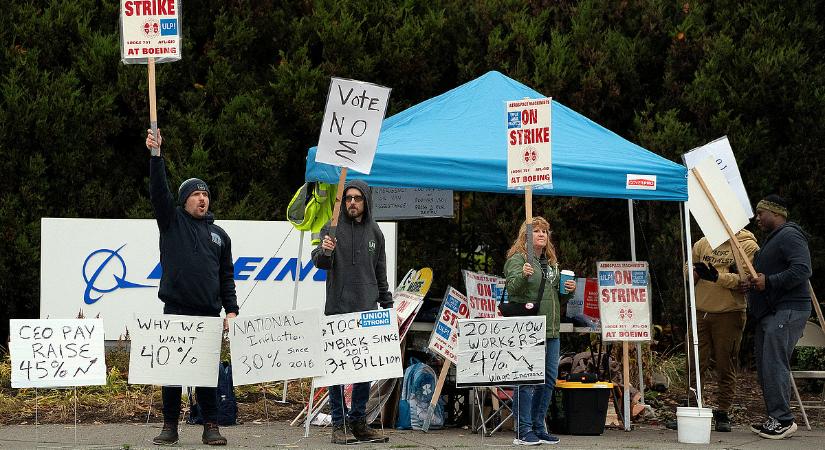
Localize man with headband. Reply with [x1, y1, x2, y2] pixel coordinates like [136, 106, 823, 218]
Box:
[743, 195, 812, 440]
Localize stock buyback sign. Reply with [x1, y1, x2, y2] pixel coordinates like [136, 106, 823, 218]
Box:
[40, 219, 396, 339]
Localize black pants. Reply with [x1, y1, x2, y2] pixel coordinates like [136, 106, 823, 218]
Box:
[161, 303, 219, 424]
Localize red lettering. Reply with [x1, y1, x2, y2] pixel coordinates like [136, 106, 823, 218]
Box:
[522, 109, 538, 124]
[123, 0, 176, 16]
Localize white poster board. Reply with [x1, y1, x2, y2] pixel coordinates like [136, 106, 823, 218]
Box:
[456, 317, 546, 387]
[228, 310, 324, 386]
[315, 78, 391, 174]
[10, 319, 107, 388]
[372, 188, 454, 219]
[463, 270, 504, 318]
[119, 0, 181, 64]
[314, 309, 403, 387]
[683, 136, 752, 217]
[427, 287, 471, 363]
[687, 157, 750, 249]
[128, 315, 223, 386]
[506, 98, 552, 189]
[394, 291, 424, 339]
[598, 262, 652, 342]
[40, 219, 397, 339]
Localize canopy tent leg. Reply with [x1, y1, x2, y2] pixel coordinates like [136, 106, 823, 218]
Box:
[683, 202, 703, 408]
[282, 230, 307, 404]
[628, 200, 646, 411]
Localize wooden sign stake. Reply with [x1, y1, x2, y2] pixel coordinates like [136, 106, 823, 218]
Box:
[525, 185, 534, 261]
[323, 168, 349, 255]
[422, 360, 451, 432]
[691, 168, 757, 276]
[147, 58, 159, 150]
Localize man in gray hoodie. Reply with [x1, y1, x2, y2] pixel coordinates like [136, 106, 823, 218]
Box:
[312, 179, 392, 444]
[743, 195, 812, 440]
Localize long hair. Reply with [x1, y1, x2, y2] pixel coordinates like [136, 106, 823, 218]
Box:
[506, 216, 557, 264]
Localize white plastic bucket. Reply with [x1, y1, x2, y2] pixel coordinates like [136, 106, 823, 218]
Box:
[676, 407, 713, 444]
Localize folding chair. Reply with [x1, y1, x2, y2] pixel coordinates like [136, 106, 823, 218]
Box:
[473, 386, 515, 436]
[790, 320, 825, 430]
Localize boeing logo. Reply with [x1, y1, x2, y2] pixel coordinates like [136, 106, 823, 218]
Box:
[82, 246, 327, 305]
[83, 244, 155, 305]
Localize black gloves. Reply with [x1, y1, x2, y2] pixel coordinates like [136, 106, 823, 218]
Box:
[693, 262, 719, 282]
[378, 291, 394, 309]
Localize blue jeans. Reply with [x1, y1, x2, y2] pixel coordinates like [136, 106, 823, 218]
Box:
[328, 382, 370, 426]
[516, 338, 559, 435]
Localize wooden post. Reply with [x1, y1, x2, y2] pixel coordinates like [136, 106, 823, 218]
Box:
[422, 360, 451, 432]
[810, 282, 825, 328]
[623, 341, 631, 431]
[323, 168, 348, 255]
[690, 168, 757, 276]
[147, 58, 158, 149]
[525, 185, 534, 261]
[729, 236, 749, 282]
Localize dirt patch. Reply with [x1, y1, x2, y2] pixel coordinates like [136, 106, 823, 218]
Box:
[642, 368, 825, 428]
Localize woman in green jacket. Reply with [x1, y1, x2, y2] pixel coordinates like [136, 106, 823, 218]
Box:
[504, 216, 575, 446]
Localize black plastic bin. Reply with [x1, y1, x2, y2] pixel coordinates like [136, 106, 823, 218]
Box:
[549, 381, 612, 435]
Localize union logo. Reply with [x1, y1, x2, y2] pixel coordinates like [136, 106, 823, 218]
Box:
[522, 146, 538, 166]
[142, 19, 160, 38]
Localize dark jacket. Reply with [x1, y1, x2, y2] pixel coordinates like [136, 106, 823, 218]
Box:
[149, 156, 238, 316]
[311, 180, 391, 315]
[748, 222, 812, 320]
[504, 253, 572, 338]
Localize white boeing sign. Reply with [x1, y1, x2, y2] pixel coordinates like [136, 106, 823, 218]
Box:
[40, 219, 397, 339]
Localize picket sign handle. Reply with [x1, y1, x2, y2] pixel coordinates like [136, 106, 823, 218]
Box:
[810, 282, 825, 328]
[525, 185, 534, 262]
[290, 386, 326, 426]
[323, 168, 348, 256]
[728, 236, 750, 282]
[690, 168, 757, 276]
[148, 58, 159, 153]
[622, 341, 630, 431]
[422, 360, 451, 432]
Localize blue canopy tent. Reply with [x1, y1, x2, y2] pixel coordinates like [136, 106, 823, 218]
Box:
[304, 71, 705, 430]
[305, 71, 687, 202]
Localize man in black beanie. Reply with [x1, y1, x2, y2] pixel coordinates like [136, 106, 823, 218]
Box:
[146, 129, 238, 446]
[743, 194, 812, 440]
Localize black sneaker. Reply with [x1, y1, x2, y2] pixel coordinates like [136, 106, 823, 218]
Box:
[152, 422, 179, 445]
[758, 417, 797, 440]
[750, 418, 770, 434]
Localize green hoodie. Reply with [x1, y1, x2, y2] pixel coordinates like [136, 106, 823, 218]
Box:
[504, 253, 572, 338]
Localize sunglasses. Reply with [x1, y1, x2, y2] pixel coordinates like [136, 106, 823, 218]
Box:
[344, 195, 364, 203]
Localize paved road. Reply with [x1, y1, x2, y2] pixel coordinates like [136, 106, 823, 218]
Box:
[0, 422, 823, 449]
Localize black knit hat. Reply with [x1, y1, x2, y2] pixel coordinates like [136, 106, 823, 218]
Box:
[178, 178, 210, 205]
